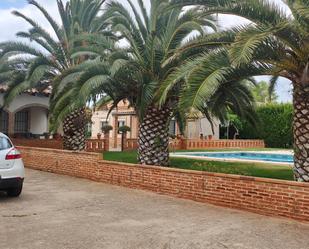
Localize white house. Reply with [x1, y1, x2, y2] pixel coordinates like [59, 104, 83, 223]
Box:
[0, 86, 51, 137]
[0, 87, 220, 142]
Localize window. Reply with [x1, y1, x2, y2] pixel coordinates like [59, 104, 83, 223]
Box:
[118, 121, 125, 128]
[0, 110, 8, 134]
[14, 110, 29, 133]
[100, 121, 109, 131]
[169, 120, 176, 135]
[0, 137, 12, 150]
[118, 121, 125, 134]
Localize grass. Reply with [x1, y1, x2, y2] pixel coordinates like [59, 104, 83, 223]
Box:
[104, 150, 294, 181]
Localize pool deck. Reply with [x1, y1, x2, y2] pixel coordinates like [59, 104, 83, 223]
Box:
[170, 150, 294, 166]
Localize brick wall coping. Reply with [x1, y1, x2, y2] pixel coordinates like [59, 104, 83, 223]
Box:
[17, 146, 102, 158]
[98, 160, 308, 188]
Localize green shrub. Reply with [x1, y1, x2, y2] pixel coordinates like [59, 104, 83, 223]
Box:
[101, 125, 113, 133]
[238, 103, 293, 148]
[118, 125, 131, 133]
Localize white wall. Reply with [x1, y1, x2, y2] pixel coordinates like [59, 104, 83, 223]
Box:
[29, 107, 48, 134]
[0, 94, 49, 113]
[0, 94, 50, 134]
[186, 118, 220, 139]
[91, 110, 111, 138]
[200, 118, 220, 140]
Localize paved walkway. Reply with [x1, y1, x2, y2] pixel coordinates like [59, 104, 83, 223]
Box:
[1, 169, 309, 249]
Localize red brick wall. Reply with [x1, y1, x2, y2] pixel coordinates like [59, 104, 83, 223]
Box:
[178, 139, 265, 150]
[12, 139, 63, 150]
[13, 139, 108, 152]
[18, 146, 309, 222]
[123, 138, 265, 150]
[19, 146, 102, 179]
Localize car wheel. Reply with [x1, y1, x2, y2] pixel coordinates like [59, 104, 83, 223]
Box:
[7, 185, 23, 197]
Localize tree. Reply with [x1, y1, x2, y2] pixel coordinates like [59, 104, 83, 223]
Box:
[249, 80, 278, 104]
[51, 0, 219, 166]
[0, 0, 108, 150]
[52, 0, 257, 167]
[173, 0, 309, 181]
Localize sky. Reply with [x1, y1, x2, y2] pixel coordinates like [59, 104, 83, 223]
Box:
[0, 0, 293, 102]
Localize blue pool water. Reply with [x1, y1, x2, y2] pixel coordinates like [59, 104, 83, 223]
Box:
[176, 152, 293, 163]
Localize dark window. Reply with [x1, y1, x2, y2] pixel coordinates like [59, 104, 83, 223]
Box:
[0, 110, 8, 134]
[14, 110, 29, 133]
[0, 137, 12, 150]
[169, 120, 176, 135]
[100, 121, 109, 131]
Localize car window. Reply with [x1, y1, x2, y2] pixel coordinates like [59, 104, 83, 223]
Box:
[0, 137, 12, 150]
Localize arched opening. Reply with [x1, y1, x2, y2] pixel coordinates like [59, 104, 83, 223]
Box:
[14, 106, 49, 138]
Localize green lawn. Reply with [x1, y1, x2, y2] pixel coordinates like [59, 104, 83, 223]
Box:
[104, 150, 294, 181]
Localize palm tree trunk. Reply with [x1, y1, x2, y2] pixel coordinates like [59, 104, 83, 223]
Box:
[138, 106, 172, 166]
[63, 108, 87, 151]
[293, 83, 309, 182]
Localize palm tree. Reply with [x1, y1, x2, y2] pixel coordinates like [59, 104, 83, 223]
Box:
[249, 81, 279, 104]
[172, 0, 309, 181]
[51, 0, 256, 166]
[50, 0, 218, 165]
[0, 0, 107, 150]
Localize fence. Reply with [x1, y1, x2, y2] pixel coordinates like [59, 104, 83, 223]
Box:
[123, 138, 265, 151]
[181, 139, 265, 150]
[124, 138, 138, 151]
[12, 137, 265, 153]
[85, 139, 109, 152]
[12, 138, 108, 153]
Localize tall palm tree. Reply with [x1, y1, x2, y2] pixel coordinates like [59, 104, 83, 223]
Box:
[51, 0, 256, 166]
[0, 0, 107, 150]
[50, 0, 217, 165]
[173, 0, 309, 181]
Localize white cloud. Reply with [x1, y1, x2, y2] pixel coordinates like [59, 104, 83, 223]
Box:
[0, 0, 63, 42]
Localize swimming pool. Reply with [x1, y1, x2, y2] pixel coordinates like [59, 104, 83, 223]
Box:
[172, 152, 294, 164]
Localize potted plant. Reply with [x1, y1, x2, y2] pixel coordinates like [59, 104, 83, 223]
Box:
[101, 125, 113, 134]
[169, 133, 176, 139]
[43, 132, 50, 139]
[97, 133, 102, 140]
[118, 126, 131, 151]
[53, 133, 62, 140]
[118, 125, 131, 134]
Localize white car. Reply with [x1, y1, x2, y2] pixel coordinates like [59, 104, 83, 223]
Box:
[0, 133, 25, 197]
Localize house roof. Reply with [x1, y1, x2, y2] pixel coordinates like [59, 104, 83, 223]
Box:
[0, 85, 52, 96]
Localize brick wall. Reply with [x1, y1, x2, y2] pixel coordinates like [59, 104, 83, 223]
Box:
[13, 138, 265, 152]
[177, 139, 265, 150]
[12, 139, 63, 150]
[13, 138, 108, 152]
[123, 138, 265, 150]
[18, 146, 309, 222]
[19, 146, 102, 179]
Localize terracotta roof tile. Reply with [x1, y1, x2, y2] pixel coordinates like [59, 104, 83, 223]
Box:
[0, 84, 51, 96]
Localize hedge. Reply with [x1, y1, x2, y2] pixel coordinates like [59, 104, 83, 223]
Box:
[238, 104, 293, 148]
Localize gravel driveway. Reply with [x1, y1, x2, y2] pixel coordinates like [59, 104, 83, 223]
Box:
[1, 169, 309, 249]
